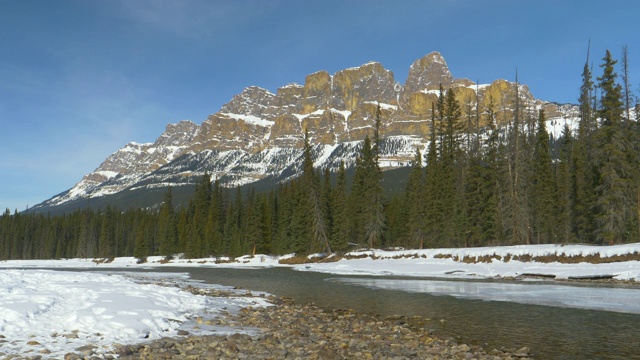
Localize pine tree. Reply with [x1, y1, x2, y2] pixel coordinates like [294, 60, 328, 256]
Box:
[76, 209, 97, 258]
[556, 124, 575, 243]
[594, 49, 633, 244]
[289, 178, 312, 254]
[230, 186, 246, 256]
[443, 87, 463, 160]
[98, 206, 116, 258]
[439, 87, 465, 246]
[573, 44, 598, 243]
[483, 101, 504, 244]
[176, 208, 189, 255]
[186, 173, 212, 258]
[405, 148, 426, 248]
[532, 110, 556, 243]
[302, 130, 332, 254]
[424, 104, 442, 247]
[322, 167, 333, 243]
[331, 161, 349, 251]
[158, 187, 177, 258]
[204, 180, 224, 256]
[245, 189, 265, 256]
[349, 139, 368, 245]
[504, 72, 532, 244]
[362, 105, 386, 248]
[133, 212, 151, 261]
[621, 45, 631, 120]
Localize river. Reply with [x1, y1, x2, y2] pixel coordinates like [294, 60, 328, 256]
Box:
[74, 266, 640, 358]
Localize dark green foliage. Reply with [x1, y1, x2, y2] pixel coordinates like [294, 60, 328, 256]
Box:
[555, 125, 575, 243]
[405, 148, 426, 248]
[465, 115, 501, 247]
[593, 50, 636, 244]
[330, 162, 349, 251]
[423, 105, 441, 247]
[572, 49, 598, 243]
[303, 130, 332, 254]
[531, 110, 556, 243]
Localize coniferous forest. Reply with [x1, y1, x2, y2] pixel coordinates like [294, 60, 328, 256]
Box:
[2, 50, 640, 261]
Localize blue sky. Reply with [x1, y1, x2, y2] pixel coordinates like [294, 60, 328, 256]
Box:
[1, 0, 639, 212]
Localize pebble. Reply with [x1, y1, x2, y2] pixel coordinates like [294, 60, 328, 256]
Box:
[114, 299, 529, 359]
[6, 285, 532, 359]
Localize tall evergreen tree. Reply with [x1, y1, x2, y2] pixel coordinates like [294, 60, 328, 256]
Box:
[204, 180, 224, 256]
[504, 72, 532, 244]
[76, 209, 97, 258]
[302, 130, 331, 254]
[405, 148, 426, 248]
[245, 189, 265, 255]
[133, 212, 151, 261]
[556, 124, 575, 243]
[532, 110, 556, 243]
[621, 45, 631, 121]
[98, 206, 115, 258]
[573, 43, 598, 243]
[363, 106, 386, 248]
[594, 50, 633, 244]
[424, 104, 443, 247]
[158, 187, 177, 258]
[331, 161, 349, 251]
[186, 173, 212, 258]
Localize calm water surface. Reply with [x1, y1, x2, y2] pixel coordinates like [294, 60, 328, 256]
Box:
[69, 267, 640, 359]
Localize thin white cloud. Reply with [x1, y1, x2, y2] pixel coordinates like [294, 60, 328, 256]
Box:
[110, 0, 279, 40]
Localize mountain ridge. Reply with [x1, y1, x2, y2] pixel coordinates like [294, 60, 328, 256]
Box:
[31, 51, 577, 213]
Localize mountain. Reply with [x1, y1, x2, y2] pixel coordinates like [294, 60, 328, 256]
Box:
[31, 51, 576, 213]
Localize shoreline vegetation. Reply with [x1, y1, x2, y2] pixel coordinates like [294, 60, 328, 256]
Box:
[3, 242, 640, 284]
[62, 283, 532, 360]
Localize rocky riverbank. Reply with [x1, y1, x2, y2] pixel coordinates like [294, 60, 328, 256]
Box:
[58, 285, 531, 360]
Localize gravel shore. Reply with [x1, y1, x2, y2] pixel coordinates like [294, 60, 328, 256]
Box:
[56, 285, 532, 360]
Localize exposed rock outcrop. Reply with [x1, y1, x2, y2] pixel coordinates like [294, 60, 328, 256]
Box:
[32, 51, 577, 212]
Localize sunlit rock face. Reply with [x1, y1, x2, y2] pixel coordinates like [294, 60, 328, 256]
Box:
[33, 52, 575, 212]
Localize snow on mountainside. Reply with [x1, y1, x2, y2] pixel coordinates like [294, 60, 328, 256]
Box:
[32, 51, 579, 212]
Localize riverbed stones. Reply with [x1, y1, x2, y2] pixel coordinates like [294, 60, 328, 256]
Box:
[51, 285, 531, 360]
[106, 300, 530, 359]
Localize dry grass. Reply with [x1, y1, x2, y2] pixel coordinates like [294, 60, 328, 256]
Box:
[190, 248, 640, 267]
[279, 253, 345, 264]
[452, 251, 640, 264]
[215, 258, 235, 264]
[92, 257, 114, 264]
[279, 255, 321, 265]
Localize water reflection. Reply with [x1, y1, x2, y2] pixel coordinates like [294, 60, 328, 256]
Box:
[331, 278, 640, 314]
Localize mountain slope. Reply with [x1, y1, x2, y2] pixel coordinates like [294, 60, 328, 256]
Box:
[31, 51, 577, 213]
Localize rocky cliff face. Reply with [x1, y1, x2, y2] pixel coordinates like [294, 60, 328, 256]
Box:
[33, 51, 577, 211]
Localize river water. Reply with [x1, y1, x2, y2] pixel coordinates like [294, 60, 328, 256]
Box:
[73, 267, 640, 358]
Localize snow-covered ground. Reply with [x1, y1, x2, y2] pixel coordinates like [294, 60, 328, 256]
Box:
[3, 243, 638, 281]
[296, 243, 640, 281]
[1, 243, 639, 358]
[0, 270, 270, 359]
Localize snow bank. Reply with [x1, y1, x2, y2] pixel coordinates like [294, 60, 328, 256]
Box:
[297, 243, 640, 281]
[0, 270, 269, 358]
[1, 243, 639, 282]
[346, 242, 640, 260]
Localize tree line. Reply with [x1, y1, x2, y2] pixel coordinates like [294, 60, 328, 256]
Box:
[1, 48, 639, 261]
